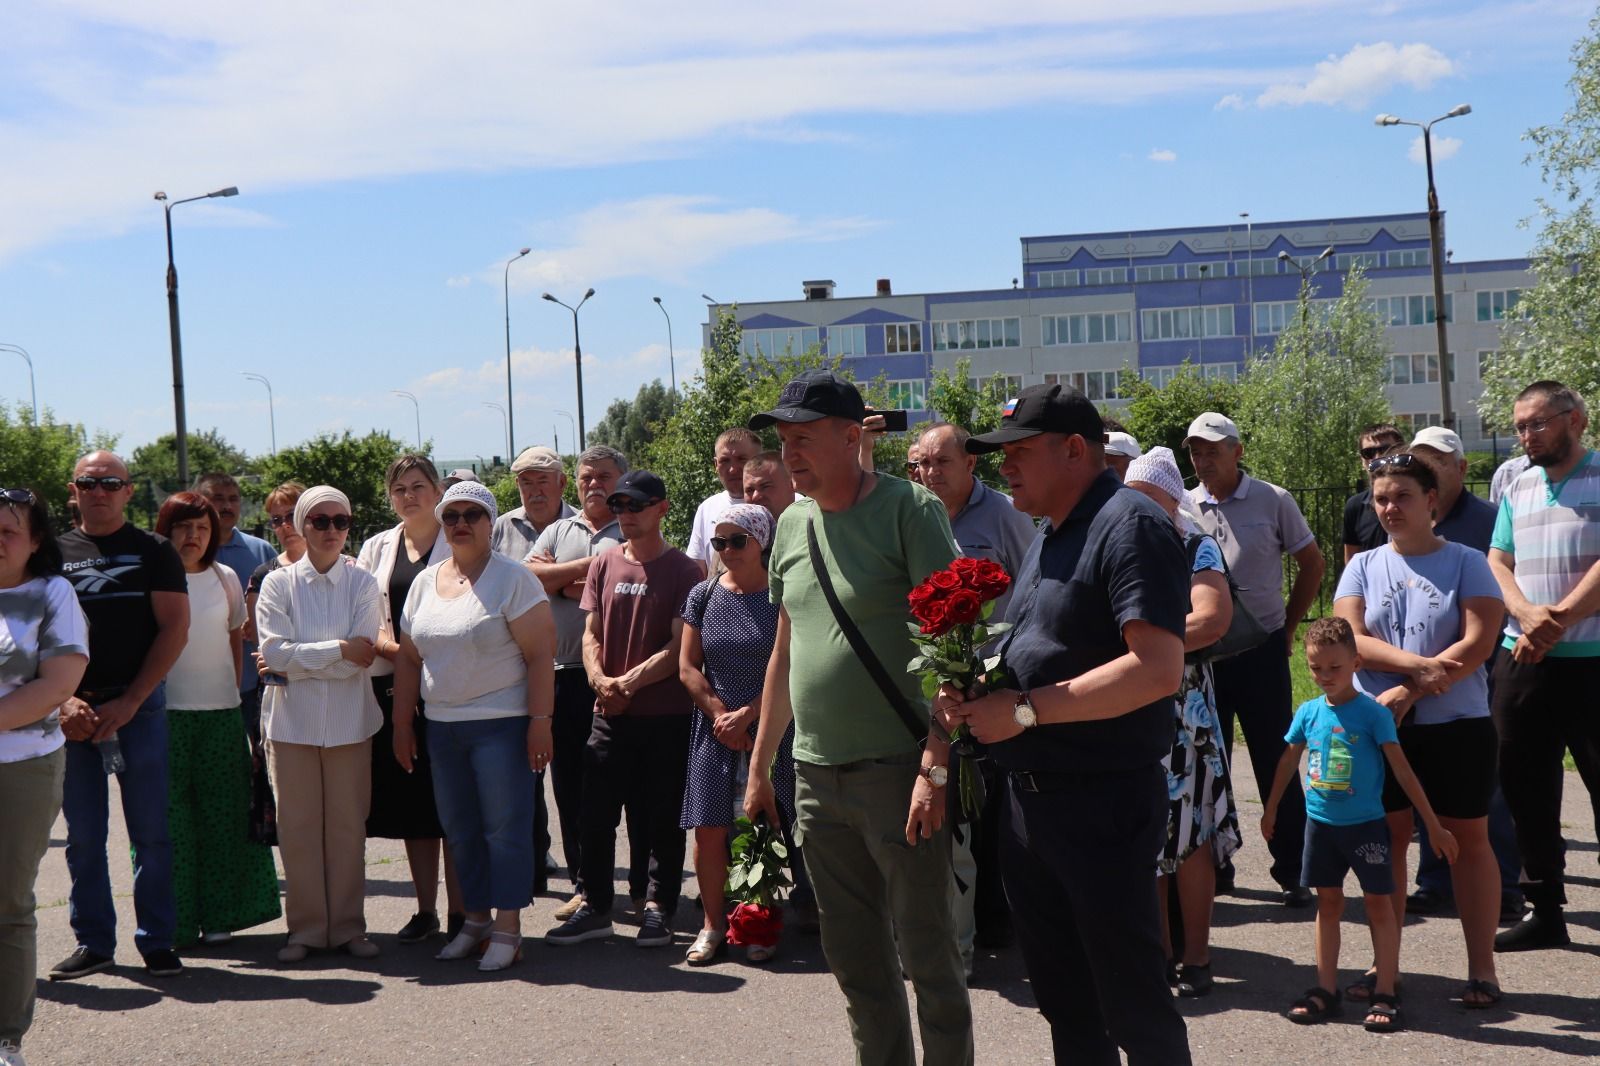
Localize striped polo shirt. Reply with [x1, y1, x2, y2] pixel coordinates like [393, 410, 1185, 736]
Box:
[1491, 449, 1600, 657]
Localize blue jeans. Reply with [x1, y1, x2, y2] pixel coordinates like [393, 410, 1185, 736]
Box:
[428, 716, 536, 912]
[62, 688, 175, 957]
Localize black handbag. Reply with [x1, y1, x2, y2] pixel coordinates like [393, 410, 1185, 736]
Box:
[1184, 532, 1271, 664]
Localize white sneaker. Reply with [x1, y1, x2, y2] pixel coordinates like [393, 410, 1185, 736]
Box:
[0, 1039, 28, 1066]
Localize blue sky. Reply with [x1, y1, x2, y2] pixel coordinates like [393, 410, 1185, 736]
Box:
[0, 1, 1592, 463]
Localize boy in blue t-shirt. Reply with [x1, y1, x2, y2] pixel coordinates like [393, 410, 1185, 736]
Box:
[1263, 617, 1458, 1033]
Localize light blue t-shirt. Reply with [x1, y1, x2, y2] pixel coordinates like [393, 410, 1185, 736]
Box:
[1334, 542, 1504, 726]
[1285, 693, 1398, 826]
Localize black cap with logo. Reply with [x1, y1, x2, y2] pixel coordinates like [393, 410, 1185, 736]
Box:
[606, 469, 667, 505]
[748, 370, 867, 429]
[965, 383, 1107, 454]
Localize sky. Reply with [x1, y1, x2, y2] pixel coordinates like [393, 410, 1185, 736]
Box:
[0, 1, 1594, 464]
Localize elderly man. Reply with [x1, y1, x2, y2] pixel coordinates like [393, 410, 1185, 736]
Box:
[193, 472, 276, 741]
[742, 451, 797, 519]
[1488, 382, 1600, 951]
[744, 370, 972, 1065]
[1185, 412, 1325, 906]
[493, 446, 575, 562]
[686, 428, 761, 573]
[1341, 423, 1406, 562]
[52, 451, 190, 980]
[943, 384, 1191, 1063]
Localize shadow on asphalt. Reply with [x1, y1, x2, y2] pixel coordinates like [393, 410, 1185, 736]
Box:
[36, 944, 383, 1010]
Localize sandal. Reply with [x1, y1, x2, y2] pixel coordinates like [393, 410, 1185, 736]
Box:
[477, 931, 522, 972]
[745, 942, 778, 963]
[1175, 963, 1213, 998]
[1460, 978, 1503, 1009]
[1345, 971, 1403, 1004]
[436, 919, 493, 961]
[685, 929, 727, 967]
[1364, 993, 1402, 1032]
[1287, 986, 1341, 1024]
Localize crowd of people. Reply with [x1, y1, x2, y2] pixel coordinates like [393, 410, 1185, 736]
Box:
[1, 371, 1597, 1065]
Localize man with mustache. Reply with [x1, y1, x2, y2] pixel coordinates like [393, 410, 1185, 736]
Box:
[492, 446, 576, 563]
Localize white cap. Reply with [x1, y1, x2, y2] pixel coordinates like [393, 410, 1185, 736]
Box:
[1105, 431, 1142, 459]
[1184, 412, 1240, 444]
[1409, 425, 1464, 459]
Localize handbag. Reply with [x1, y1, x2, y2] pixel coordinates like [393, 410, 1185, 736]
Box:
[1184, 532, 1271, 664]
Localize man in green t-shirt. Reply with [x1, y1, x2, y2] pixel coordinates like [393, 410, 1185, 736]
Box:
[745, 371, 972, 1066]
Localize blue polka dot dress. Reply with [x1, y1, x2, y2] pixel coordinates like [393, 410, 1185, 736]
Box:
[679, 579, 795, 829]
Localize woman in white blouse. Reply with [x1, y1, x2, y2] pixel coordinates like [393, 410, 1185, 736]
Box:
[393, 482, 556, 972]
[155, 492, 280, 947]
[255, 485, 383, 963]
[356, 455, 461, 944]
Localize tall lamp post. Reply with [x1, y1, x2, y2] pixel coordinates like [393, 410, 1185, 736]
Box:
[0, 344, 36, 426]
[651, 296, 677, 406]
[555, 409, 577, 456]
[392, 390, 422, 450]
[542, 289, 594, 447]
[504, 247, 530, 455]
[1278, 247, 1335, 329]
[483, 402, 509, 461]
[1377, 104, 1472, 430]
[155, 185, 238, 486]
[240, 372, 276, 455]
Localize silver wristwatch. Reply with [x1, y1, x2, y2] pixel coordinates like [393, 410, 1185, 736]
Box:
[1013, 690, 1038, 729]
[919, 763, 950, 788]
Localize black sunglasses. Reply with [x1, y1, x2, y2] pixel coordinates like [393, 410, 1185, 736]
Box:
[1367, 453, 1421, 476]
[74, 476, 128, 492]
[607, 497, 660, 514]
[440, 508, 489, 527]
[1, 488, 34, 506]
[1358, 442, 1401, 461]
[267, 513, 293, 528]
[306, 514, 352, 531]
[709, 534, 754, 552]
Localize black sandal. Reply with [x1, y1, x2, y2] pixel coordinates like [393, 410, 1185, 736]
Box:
[1364, 993, 1402, 1033]
[1346, 971, 1403, 1003]
[1460, 978, 1503, 1009]
[1287, 986, 1341, 1024]
[1176, 963, 1213, 998]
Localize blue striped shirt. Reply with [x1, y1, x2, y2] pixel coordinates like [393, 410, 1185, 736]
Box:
[1491, 449, 1600, 657]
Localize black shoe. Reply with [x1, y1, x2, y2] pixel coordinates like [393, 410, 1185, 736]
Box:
[143, 949, 185, 977]
[1282, 886, 1313, 908]
[48, 947, 114, 981]
[396, 911, 441, 943]
[544, 904, 614, 946]
[1494, 909, 1570, 952]
[635, 906, 673, 948]
[791, 897, 822, 936]
[1406, 888, 1449, 915]
[1500, 895, 1526, 923]
[1214, 861, 1236, 896]
[446, 912, 466, 941]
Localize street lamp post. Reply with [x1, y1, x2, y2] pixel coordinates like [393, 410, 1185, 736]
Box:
[555, 409, 577, 456]
[0, 344, 36, 426]
[484, 402, 509, 461]
[392, 390, 421, 450]
[651, 296, 677, 405]
[1377, 104, 1472, 431]
[155, 185, 239, 486]
[240, 372, 276, 455]
[504, 248, 530, 455]
[542, 289, 594, 447]
[1278, 247, 1335, 330]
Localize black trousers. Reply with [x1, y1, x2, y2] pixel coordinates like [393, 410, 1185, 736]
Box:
[972, 758, 1010, 940]
[578, 713, 690, 916]
[1492, 649, 1600, 908]
[1210, 627, 1306, 889]
[1002, 765, 1191, 1066]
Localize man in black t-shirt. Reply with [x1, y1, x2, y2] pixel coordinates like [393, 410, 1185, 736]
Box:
[51, 451, 190, 981]
[943, 386, 1192, 1064]
[1341, 423, 1405, 563]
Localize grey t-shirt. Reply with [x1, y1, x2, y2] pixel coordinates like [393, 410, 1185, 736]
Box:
[949, 478, 1039, 623]
[492, 502, 576, 565]
[528, 513, 624, 667]
[1188, 473, 1315, 633]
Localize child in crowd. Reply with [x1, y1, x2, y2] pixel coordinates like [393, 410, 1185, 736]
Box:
[1263, 617, 1459, 1033]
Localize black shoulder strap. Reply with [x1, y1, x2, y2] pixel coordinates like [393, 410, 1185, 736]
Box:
[805, 517, 927, 744]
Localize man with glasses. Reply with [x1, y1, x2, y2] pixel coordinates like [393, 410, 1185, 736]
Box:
[194, 472, 276, 741]
[1342, 423, 1406, 563]
[545, 470, 702, 948]
[1488, 381, 1600, 951]
[905, 442, 925, 485]
[52, 452, 190, 980]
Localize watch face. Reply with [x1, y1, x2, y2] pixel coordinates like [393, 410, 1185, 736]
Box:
[926, 765, 949, 788]
[1013, 698, 1037, 728]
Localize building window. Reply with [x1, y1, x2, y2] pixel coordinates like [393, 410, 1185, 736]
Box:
[884, 323, 923, 354]
[1140, 305, 1235, 341]
[1082, 267, 1128, 286]
[1141, 364, 1237, 387]
[743, 327, 820, 359]
[968, 375, 1025, 396]
[1134, 264, 1180, 283]
[1386, 248, 1431, 268]
[1253, 299, 1334, 335]
[1394, 411, 1443, 433]
[1041, 312, 1132, 345]
[932, 317, 1022, 351]
[1237, 258, 1279, 277]
[1184, 261, 1228, 279]
[1334, 252, 1381, 272]
[1369, 294, 1453, 326]
[884, 379, 928, 410]
[1476, 290, 1524, 322]
[1044, 370, 1125, 401]
[1388, 353, 1457, 385]
[1033, 270, 1079, 288]
[827, 324, 867, 357]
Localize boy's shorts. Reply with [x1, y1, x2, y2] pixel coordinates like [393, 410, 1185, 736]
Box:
[1301, 816, 1394, 894]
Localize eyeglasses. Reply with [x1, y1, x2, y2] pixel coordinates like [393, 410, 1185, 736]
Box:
[73, 476, 128, 492]
[1358, 442, 1401, 461]
[710, 534, 754, 552]
[1513, 409, 1574, 437]
[440, 508, 489, 527]
[607, 497, 660, 514]
[306, 514, 352, 531]
[1367, 453, 1420, 476]
[267, 513, 294, 528]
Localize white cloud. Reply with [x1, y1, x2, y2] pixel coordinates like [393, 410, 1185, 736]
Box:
[1408, 133, 1461, 165]
[1148, 148, 1178, 163]
[1214, 93, 1246, 110]
[1256, 42, 1455, 108]
[444, 274, 472, 288]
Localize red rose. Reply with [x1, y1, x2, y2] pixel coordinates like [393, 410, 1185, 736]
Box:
[949, 557, 982, 576]
[918, 598, 954, 635]
[973, 561, 1011, 600]
[946, 588, 982, 625]
[907, 581, 939, 609]
[929, 569, 962, 591]
[727, 902, 784, 947]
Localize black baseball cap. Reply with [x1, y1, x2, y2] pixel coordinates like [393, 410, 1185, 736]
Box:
[606, 469, 667, 505]
[748, 370, 866, 429]
[966, 383, 1107, 454]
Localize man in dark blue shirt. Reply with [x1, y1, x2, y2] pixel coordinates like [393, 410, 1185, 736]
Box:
[942, 384, 1192, 1065]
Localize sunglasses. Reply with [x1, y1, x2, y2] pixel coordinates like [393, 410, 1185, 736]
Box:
[1367, 453, 1421, 476]
[306, 514, 352, 531]
[0, 488, 34, 506]
[440, 508, 489, 527]
[73, 476, 128, 492]
[1358, 443, 1400, 461]
[607, 497, 660, 514]
[710, 534, 754, 552]
[267, 513, 294, 528]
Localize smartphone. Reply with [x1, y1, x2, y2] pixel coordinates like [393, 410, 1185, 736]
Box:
[879, 409, 909, 432]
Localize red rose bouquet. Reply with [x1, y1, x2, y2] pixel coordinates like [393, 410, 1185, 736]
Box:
[907, 557, 1012, 819]
[724, 816, 792, 949]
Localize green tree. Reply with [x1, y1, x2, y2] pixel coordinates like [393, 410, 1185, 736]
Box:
[1481, 12, 1600, 437]
[0, 404, 115, 525]
[1119, 362, 1243, 483]
[588, 380, 673, 460]
[253, 430, 412, 547]
[129, 428, 258, 494]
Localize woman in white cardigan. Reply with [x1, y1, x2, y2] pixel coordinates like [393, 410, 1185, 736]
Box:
[356, 454, 462, 944]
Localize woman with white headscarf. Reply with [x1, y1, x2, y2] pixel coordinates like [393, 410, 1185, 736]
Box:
[1124, 447, 1241, 998]
[677, 503, 794, 966]
[255, 485, 384, 963]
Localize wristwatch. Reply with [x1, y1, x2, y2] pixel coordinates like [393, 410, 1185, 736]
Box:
[1013, 690, 1039, 729]
[919, 763, 950, 788]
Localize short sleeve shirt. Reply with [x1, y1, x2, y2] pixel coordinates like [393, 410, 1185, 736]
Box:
[1189, 473, 1315, 633]
[1286, 693, 1398, 826]
[166, 564, 247, 711]
[530, 514, 624, 667]
[59, 523, 188, 692]
[991, 470, 1188, 774]
[1342, 489, 1386, 554]
[0, 576, 89, 763]
[1432, 491, 1497, 555]
[1491, 450, 1600, 655]
[492, 502, 576, 564]
[580, 545, 703, 716]
[686, 490, 736, 571]
[949, 479, 1040, 623]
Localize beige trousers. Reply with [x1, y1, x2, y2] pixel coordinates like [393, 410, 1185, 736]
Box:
[268, 739, 371, 948]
